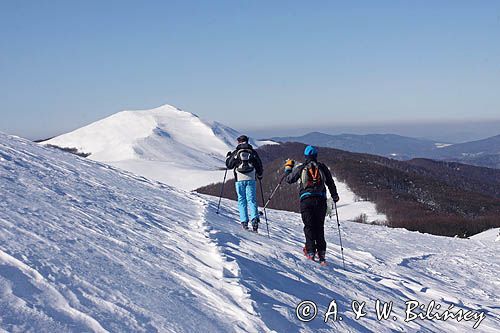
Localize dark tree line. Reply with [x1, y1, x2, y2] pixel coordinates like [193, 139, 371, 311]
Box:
[45, 144, 91, 158]
[197, 142, 500, 238]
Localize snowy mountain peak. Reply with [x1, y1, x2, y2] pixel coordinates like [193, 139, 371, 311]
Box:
[129, 103, 201, 120]
[45, 104, 256, 190]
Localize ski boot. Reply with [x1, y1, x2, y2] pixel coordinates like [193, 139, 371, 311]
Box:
[303, 247, 316, 260]
[241, 221, 249, 230]
[318, 251, 327, 266]
[251, 218, 259, 232]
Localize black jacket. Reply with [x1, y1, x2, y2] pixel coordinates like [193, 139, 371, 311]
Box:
[225, 143, 263, 181]
[286, 157, 338, 201]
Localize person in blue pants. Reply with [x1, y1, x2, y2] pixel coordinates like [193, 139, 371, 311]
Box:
[226, 135, 264, 231]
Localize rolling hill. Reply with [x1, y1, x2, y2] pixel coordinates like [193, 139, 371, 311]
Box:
[43, 104, 273, 190]
[198, 142, 500, 237]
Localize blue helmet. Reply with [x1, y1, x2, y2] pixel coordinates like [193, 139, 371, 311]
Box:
[304, 145, 318, 158]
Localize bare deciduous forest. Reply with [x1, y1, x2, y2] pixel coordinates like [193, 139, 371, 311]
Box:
[197, 142, 500, 237]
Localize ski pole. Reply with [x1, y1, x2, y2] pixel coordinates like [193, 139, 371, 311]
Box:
[258, 178, 270, 238]
[263, 174, 286, 210]
[333, 201, 346, 269]
[216, 168, 228, 214]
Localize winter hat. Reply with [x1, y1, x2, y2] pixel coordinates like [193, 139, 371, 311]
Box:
[237, 135, 249, 143]
[304, 145, 318, 158]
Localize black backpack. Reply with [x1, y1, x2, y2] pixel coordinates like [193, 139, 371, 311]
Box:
[236, 149, 255, 174]
[300, 161, 326, 192]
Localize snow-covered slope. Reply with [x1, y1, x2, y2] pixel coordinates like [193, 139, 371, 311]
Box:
[45, 104, 268, 190]
[471, 228, 500, 243]
[44, 103, 381, 223]
[1, 133, 499, 332]
[1, 133, 266, 332]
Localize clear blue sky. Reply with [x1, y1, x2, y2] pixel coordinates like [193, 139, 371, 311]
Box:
[1, 0, 499, 139]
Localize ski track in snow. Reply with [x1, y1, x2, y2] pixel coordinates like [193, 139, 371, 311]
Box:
[1, 132, 499, 332]
[201, 196, 499, 333]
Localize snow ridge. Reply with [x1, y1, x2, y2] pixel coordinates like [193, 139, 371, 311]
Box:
[205, 197, 499, 332]
[45, 104, 259, 190]
[0, 132, 266, 332]
[2, 132, 499, 332]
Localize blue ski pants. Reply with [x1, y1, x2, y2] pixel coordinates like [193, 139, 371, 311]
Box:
[235, 180, 259, 223]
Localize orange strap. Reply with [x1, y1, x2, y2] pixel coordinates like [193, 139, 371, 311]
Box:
[308, 166, 319, 180]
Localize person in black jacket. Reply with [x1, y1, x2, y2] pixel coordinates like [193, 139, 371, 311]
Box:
[226, 135, 264, 231]
[284, 145, 339, 263]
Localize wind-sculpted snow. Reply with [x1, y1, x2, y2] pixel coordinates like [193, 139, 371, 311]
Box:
[1, 133, 499, 332]
[0, 133, 266, 332]
[204, 197, 499, 332]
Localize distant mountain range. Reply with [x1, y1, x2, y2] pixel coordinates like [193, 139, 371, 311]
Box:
[271, 132, 500, 169]
[428, 134, 500, 169]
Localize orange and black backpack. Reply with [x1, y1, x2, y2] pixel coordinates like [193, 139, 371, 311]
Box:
[300, 161, 326, 193]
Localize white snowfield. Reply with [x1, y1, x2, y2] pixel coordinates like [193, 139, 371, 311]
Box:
[45, 104, 274, 191]
[1, 133, 499, 332]
[470, 228, 500, 243]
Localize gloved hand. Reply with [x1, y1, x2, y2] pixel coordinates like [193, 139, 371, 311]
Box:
[226, 151, 232, 157]
[332, 194, 340, 203]
[284, 159, 295, 174]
